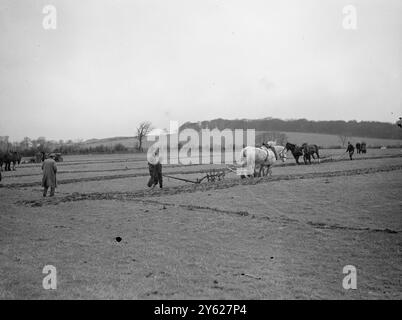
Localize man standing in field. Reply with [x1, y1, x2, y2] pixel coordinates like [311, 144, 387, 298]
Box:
[346, 142, 355, 160]
[42, 153, 57, 196]
[147, 147, 163, 189]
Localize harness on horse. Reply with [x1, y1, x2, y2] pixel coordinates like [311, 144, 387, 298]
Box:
[260, 145, 270, 162]
[261, 144, 279, 161]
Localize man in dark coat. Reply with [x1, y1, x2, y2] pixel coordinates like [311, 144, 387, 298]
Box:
[42, 153, 57, 196]
[147, 148, 162, 189]
[346, 142, 355, 160]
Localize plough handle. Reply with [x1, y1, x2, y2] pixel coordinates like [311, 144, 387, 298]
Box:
[162, 174, 200, 184]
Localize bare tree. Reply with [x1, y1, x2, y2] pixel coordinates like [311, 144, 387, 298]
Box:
[338, 135, 348, 147]
[136, 121, 153, 151]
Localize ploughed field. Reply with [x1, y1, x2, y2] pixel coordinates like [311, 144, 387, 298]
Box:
[0, 149, 401, 299]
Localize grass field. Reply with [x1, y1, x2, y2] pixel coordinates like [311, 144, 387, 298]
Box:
[0, 149, 401, 299]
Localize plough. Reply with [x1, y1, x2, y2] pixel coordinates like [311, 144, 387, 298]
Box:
[162, 163, 257, 184]
[163, 168, 227, 184]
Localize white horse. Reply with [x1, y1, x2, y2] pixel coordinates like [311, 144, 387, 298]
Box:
[264, 141, 287, 162]
[258, 143, 287, 176]
[238, 145, 277, 178]
[273, 145, 287, 162]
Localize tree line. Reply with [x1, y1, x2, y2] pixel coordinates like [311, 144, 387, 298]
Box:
[0, 136, 129, 156]
[180, 118, 402, 140]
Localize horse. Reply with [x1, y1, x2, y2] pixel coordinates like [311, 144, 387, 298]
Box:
[360, 142, 367, 154]
[273, 145, 287, 162]
[255, 142, 288, 176]
[356, 142, 361, 154]
[0, 151, 21, 171]
[263, 141, 287, 163]
[284, 142, 304, 165]
[238, 145, 276, 178]
[301, 143, 320, 164]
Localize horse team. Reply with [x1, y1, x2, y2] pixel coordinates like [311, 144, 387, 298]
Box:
[239, 141, 321, 178]
[284, 142, 320, 165]
[355, 142, 367, 154]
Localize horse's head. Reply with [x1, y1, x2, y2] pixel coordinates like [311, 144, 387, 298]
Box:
[285, 142, 294, 151]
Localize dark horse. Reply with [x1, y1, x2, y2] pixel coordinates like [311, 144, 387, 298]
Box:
[0, 151, 22, 171]
[356, 142, 361, 154]
[284, 142, 304, 165]
[301, 143, 320, 164]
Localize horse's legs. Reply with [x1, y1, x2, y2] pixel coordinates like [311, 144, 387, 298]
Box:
[316, 151, 320, 163]
[256, 166, 262, 177]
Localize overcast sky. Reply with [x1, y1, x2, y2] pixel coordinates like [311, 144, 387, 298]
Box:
[0, 0, 401, 141]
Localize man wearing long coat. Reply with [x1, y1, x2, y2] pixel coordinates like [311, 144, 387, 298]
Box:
[147, 148, 162, 189]
[42, 154, 57, 196]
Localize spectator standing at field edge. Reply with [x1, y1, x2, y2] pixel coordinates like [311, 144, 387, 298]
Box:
[346, 142, 355, 160]
[42, 153, 57, 196]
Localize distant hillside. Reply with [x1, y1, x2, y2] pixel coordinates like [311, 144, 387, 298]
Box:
[79, 118, 402, 150]
[80, 131, 401, 150]
[180, 118, 402, 140]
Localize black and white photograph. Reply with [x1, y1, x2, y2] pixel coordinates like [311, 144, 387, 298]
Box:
[0, 0, 401, 303]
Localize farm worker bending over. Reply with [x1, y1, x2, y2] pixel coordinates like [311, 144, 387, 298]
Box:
[42, 153, 57, 197]
[147, 147, 163, 189]
[346, 142, 355, 160]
